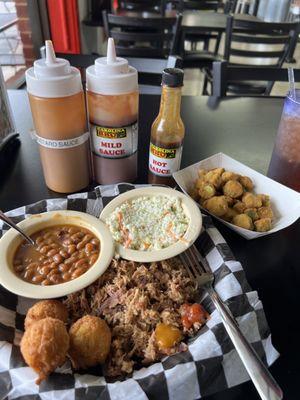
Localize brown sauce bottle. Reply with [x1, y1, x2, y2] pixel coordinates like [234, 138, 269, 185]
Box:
[148, 69, 185, 187]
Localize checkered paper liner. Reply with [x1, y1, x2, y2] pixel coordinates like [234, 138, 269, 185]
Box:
[0, 183, 279, 400]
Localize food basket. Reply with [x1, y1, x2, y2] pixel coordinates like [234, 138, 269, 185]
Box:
[0, 184, 279, 400]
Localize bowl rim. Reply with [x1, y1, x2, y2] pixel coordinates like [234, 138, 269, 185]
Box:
[0, 210, 115, 299]
[99, 186, 202, 262]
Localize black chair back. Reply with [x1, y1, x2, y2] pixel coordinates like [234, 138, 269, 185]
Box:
[118, 0, 165, 14]
[224, 16, 299, 68]
[56, 53, 182, 93]
[212, 60, 300, 96]
[102, 11, 182, 58]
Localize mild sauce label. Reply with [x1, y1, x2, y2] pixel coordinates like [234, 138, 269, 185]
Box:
[149, 142, 182, 177]
[91, 122, 138, 159]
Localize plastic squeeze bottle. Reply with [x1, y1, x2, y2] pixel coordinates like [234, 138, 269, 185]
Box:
[25, 40, 91, 193]
[86, 38, 139, 184]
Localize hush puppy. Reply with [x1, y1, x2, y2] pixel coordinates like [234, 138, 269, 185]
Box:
[239, 176, 254, 191]
[254, 218, 272, 232]
[25, 300, 68, 330]
[232, 214, 254, 230]
[203, 196, 228, 217]
[20, 317, 69, 384]
[223, 180, 244, 199]
[69, 315, 111, 369]
[242, 192, 262, 208]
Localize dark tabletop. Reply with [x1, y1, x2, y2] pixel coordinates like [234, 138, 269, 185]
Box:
[1, 90, 300, 400]
[114, 10, 259, 32]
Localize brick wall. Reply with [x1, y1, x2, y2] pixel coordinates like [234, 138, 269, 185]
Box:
[15, 0, 35, 67]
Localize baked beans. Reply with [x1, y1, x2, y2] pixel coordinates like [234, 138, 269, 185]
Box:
[13, 225, 100, 285]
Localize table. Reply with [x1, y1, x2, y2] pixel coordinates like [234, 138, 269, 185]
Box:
[115, 9, 259, 33]
[1, 90, 300, 400]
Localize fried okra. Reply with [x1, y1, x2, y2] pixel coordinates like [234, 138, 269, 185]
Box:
[193, 167, 274, 231]
[242, 192, 262, 208]
[233, 201, 246, 214]
[254, 218, 272, 232]
[221, 171, 239, 184]
[223, 180, 244, 199]
[258, 206, 274, 220]
[222, 207, 238, 222]
[203, 196, 228, 216]
[257, 194, 271, 207]
[232, 214, 254, 230]
[244, 208, 259, 221]
[198, 182, 216, 199]
[205, 168, 224, 189]
[239, 176, 254, 191]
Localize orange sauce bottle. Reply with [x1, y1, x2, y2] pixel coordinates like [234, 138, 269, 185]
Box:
[25, 41, 91, 193]
[148, 69, 185, 187]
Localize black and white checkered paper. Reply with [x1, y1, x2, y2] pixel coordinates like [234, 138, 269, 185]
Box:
[0, 184, 279, 400]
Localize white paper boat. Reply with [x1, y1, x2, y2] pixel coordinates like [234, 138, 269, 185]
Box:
[173, 152, 300, 239]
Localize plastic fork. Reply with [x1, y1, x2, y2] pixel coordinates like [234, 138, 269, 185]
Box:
[180, 245, 283, 400]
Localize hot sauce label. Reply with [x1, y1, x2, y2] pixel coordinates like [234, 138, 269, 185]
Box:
[149, 142, 182, 177]
[91, 122, 138, 159]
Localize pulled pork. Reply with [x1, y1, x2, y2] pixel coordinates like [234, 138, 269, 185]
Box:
[64, 257, 205, 377]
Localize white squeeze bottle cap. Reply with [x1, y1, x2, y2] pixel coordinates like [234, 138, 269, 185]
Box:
[25, 40, 82, 98]
[86, 38, 138, 95]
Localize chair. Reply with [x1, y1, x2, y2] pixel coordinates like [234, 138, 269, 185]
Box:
[173, 0, 223, 53]
[204, 16, 299, 95]
[102, 11, 182, 58]
[212, 60, 300, 96]
[233, 0, 259, 15]
[118, 0, 165, 14]
[56, 52, 182, 94]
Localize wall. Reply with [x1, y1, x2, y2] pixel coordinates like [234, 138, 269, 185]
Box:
[15, 0, 35, 66]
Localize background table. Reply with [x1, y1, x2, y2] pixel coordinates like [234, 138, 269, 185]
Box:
[1, 90, 300, 400]
[115, 10, 259, 33]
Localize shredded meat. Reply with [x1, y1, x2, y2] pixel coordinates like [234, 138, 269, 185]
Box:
[64, 257, 206, 377]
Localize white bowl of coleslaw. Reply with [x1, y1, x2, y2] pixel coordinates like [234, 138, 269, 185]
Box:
[100, 187, 202, 262]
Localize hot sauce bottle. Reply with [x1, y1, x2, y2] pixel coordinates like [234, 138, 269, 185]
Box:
[148, 68, 185, 187]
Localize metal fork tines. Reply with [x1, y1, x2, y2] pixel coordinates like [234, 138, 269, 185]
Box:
[180, 245, 214, 290]
[180, 244, 283, 400]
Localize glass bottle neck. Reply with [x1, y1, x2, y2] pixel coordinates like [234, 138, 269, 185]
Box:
[158, 85, 182, 120]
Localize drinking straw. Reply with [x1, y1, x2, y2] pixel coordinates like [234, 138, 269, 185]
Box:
[288, 67, 296, 100]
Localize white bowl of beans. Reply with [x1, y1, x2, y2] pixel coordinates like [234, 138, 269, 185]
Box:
[0, 210, 115, 299]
